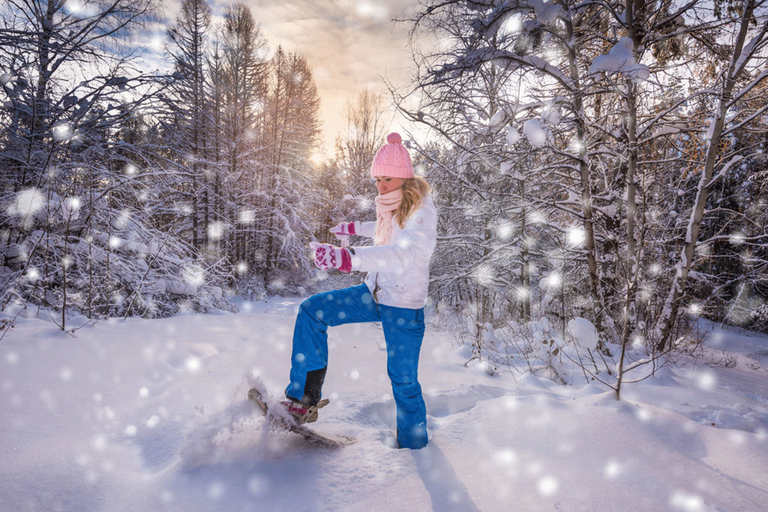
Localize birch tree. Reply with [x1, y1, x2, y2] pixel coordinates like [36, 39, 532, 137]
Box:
[655, 0, 768, 350]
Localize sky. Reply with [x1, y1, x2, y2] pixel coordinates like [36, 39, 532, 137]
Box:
[246, 0, 422, 157]
[162, 0, 423, 159]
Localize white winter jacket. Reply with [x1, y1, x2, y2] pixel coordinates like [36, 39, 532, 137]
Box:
[350, 197, 437, 309]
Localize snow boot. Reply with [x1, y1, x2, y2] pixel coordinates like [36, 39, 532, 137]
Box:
[280, 398, 330, 425]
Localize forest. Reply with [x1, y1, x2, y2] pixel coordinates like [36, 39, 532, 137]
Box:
[1, 0, 767, 396]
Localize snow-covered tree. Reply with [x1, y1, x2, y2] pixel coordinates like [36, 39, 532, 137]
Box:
[165, 0, 213, 251]
[258, 47, 321, 281]
[400, 0, 768, 397]
[654, 1, 768, 348]
[0, 0, 233, 325]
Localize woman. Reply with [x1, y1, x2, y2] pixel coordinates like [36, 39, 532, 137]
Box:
[284, 133, 437, 449]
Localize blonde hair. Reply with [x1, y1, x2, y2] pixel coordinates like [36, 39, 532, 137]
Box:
[395, 176, 431, 228]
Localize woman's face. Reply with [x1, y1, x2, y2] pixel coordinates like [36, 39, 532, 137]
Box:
[375, 176, 405, 195]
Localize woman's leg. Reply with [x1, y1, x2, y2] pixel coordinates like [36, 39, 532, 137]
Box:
[286, 284, 379, 404]
[380, 305, 428, 449]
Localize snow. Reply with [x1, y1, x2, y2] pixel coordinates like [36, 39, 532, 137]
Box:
[489, 109, 506, 128]
[530, 0, 565, 26]
[506, 126, 520, 145]
[2, 301, 768, 511]
[523, 119, 550, 147]
[6, 188, 46, 222]
[567, 317, 599, 351]
[62, 197, 82, 221]
[589, 37, 650, 82]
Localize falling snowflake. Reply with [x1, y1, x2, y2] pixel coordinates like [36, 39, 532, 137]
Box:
[603, 460, 622, 480]
[493, 449, 518, 467]
[185, 357, 201, 372]
[63, 0, 100, 17]
[695, 370, 717, 391]
[528, 210, 546, 224]
[62, 197, 81, 221]
[8, 188, 46, 229]
[26, 268, 40, 283]
[474, 264, 495, 286]
[523, 119, 550, 148]
[669, 490, 705, 512]
[114, 209, 131, 229]
[569, 138, 585, 154]
[247, 475, 269, 497]
[208, 221, 226, 241]
[207, 481, 226, 501]
[728, 232, 745, 245]
[496, 220, 515, 241]
[53, 124, 73, 141]
[543, 272, 561, 288]
[537, 475, 559, 496]
[355, 1, 389, 21]
[566, 227, 585, 247]
[238, 209, 256, 224]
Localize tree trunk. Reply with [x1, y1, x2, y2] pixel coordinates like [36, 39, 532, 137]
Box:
[655, 1, 761, 350]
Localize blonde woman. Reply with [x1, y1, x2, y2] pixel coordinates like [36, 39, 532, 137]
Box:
[284, 133, 437, 449]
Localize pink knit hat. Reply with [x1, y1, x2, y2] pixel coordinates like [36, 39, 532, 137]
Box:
[370, 133, 414, 179]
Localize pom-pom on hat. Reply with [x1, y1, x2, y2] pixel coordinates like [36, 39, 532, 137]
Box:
[370, 132, 414, 179]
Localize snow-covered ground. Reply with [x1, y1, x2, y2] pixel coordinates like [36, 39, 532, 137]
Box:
[2, 298, 768, 511]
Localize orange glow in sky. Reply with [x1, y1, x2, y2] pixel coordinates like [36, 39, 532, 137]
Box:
[158, 1, 421, 161]
[244, 0, 419, 158]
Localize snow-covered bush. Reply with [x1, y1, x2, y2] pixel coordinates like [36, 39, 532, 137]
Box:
[1, 191, 236, 326]
[431, 300, 710, 395]
[750, 305, 768, 334]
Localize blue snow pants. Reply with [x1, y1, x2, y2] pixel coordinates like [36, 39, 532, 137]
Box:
[286, 284, 428, 449]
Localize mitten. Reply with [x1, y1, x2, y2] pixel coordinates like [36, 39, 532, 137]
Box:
[330, 222, 356, 237]
[330, 222, 356, 247]
[310, 242, 352, 273]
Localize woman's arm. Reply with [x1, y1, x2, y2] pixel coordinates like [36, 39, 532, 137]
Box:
[354, 221, 377, 239]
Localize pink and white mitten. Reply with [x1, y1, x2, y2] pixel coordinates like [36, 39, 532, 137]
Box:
[310, 242, 352, 273]
[330, 222, 356, 248]
[330, 222, 356, 237]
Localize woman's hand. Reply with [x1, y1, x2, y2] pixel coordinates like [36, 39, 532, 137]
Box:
[330, 222, 356, 248]
[310, 242, 352, 273]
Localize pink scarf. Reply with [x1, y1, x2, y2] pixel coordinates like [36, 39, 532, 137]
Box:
[374, 189, 403, 245]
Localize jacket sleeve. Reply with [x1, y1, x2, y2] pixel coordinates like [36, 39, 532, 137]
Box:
[350, 203, 437, 274]
[354, 221, 377, 239]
